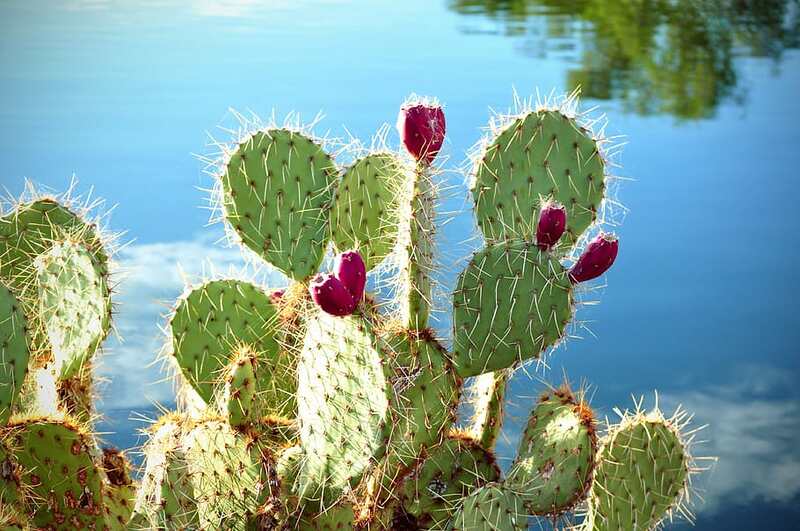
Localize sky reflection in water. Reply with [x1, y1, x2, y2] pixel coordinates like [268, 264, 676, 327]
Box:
[1, 1, 799, 528]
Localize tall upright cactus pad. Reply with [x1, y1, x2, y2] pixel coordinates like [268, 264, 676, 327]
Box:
[397, 433, 501, 529]
[585, 407, 691, 531]
[170, 279, 294, 417]
[0, 283, 30, 424]
[384, 331, 461, 469]
[296, 310, 391, 506]
[220, 129, 338, 281]
[2, 417, 105, 529]
[472, 109, 606, 250]
[448, 483, 528, 531]
[452, 240, 573, 377]
[35, 240, 110, 379]
[330, 152, 406, 271]
[506, 387, 596, 516]
[397, 166, 436, 330]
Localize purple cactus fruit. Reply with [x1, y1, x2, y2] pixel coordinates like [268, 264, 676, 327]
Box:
[309, 274, 357, 316]
[397, 101, 446, 165]
[536, 202, 567, 250]
[334, 250, 366, 301]
[569, 233, 619, 283]
[269, 289, 285, 304]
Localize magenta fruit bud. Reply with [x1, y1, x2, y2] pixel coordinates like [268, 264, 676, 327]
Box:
[569, 233, 619, 283]
[536, 202, 567, 250]
[334, 250, 366, 302]
[397, 102, 446, 165]
[269, 289, 285, 304]
[309, 274, 357, 316]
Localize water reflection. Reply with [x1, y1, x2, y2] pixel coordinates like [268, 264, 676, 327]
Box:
[449, 0, 800, 118]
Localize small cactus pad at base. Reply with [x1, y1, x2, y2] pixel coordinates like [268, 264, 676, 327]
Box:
[35, 240, 110, 379]
[384, 332, 461, 470]
[472, 110, 605, 249]
[398, 434, 501, 529]
[448, 483, 528, 531]
[296, 311, 391, 505]
[586, 409, 690, 531]
[170, 280, 293, 416]
[0, 283, 30, 424]
[506, 388, 596, 516]
[220, 348, 258, 428]
[221, 129, 338, 281]
[101, 448, 136, 530]
[452, 240, 573, 377]
[3, 417, 105, 529]
[330, 153, 406, 271]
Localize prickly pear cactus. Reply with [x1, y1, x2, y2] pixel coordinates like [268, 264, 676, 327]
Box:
[5, 91, 707, 530]
[0, 186, 137, 530]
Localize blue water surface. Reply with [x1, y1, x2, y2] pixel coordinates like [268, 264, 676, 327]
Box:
[2, 1, 799, 529]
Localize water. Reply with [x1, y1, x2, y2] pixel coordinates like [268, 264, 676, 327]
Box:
[1, 1, 799, 528]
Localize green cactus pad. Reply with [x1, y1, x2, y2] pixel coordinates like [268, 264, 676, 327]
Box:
[468, 370, 509, 450]
[183, 418, 262, 528]
[220, 348, 257, 428]
[170, 279, 294, 417]
[36, 241, 110, 379]
[586, 410, 689, 530]
[101, 448, 136, 530]
[0, 199, 109, 294]
[472, 109, 605, 249]
[296, 500, 357, 530]
[221, 129, 338, 281]
[0, 437, 22, 511]
[452, 240, 573, 377]
[0, 283, 30, 424]
[448, 483, 528, 531]
[397, 167, 436, 330]
[5, 417, 105, 529]
[506, 388, 596, 516]
[296, 310, 391, 505]
[398, 434, 501, 529]
[330, 152, 405, 271]
[159, 449, 201, 529]
[276, 444, 304, 510]
[385, 332, 461, 469]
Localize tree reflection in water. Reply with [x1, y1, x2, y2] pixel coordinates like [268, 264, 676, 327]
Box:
[449, 0, 800, 118]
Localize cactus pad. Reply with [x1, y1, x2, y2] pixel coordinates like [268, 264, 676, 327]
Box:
[170, 280, 293, 416]
[0, 283, 30, 424]
[296, 310, 391, 505]
[330, 153, 405, 271]
[467, 370, 508, 450]
[472, 110, 605, 249]
[101, 448, 136, 530]
[0, 198, 109, 293]
[506, 388, 596, 516]
[5, 417, 105, 529]
[385, 332, 461, 469]
[398, 434, 500, 529]
[587, 409, 689, 530]
[221, 129, 338, 280]
[36, 240, 110, 378]
[448, 483, 528, 531]
[452, 240, 572, 377]
[220, 348, 257, 428]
